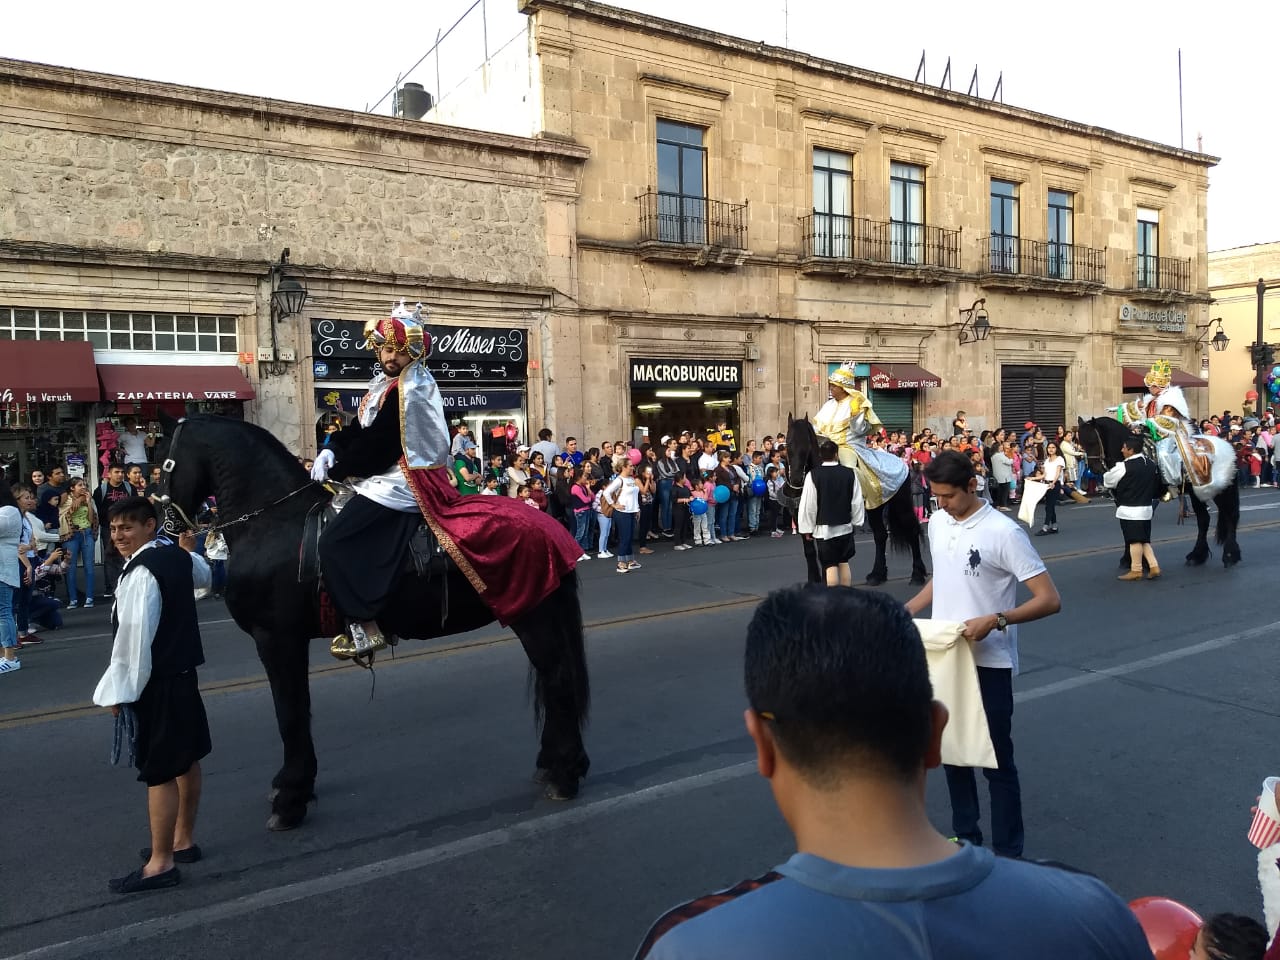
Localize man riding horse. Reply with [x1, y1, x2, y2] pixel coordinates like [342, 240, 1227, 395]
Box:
[310, 302, 579, 661]
[812, 364, 908, 510]
[1110, 359, 1211, 498]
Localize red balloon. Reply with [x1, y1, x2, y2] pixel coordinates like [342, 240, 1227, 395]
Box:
[627, 447, 642, 465]
[505, 423, 518, 441]
[1129, 897, 1203, 960]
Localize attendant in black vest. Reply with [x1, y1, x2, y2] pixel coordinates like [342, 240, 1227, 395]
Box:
[1102, 435, 1161, 581]
[92, 497, 212, 894]
[797, 439, 865, 586]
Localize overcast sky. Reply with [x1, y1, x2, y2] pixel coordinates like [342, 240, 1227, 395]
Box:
[4, 0, 1274, 252]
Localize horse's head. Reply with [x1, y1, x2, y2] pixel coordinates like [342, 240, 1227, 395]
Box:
[781, 414, 818, 507]
[151, 411, 214, 534]
[1077, 415, 1127, 473]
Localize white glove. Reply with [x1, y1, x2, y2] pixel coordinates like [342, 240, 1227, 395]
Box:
[311, 449, 335, 482]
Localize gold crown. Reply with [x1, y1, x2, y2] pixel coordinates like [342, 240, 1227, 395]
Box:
[828, 364, 859, 390]
[1144, 359, 1172, 388]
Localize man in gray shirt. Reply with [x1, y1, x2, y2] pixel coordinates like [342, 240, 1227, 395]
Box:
[634, 585, 1151, 960]
[990, 440, 1015, 510]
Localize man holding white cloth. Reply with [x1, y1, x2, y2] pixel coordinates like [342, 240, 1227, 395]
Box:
[905, 451, 1061, 859]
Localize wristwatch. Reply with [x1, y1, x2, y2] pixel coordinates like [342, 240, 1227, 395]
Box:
[995, 613, 1009, 632]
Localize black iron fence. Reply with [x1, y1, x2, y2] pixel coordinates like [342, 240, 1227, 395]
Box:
[980, 237, 1107, 283]
[637, 191, 748, 249]
[800, 213, 960, 270]
[1130, 253, 1191, 292]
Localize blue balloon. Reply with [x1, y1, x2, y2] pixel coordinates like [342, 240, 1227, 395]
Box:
[689, 497, 708, 516]
[714, 484, 731, 504]
[751, 477, 768, 496]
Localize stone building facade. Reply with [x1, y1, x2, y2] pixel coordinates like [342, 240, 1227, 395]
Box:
[434, 0, 1218, 442]
[1207, 243, 1280, 416]
[0, 57, 585, 480]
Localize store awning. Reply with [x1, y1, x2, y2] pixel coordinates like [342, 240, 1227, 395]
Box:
[99, 364, 256, 402]
[868, 362, 943, 390]
[1121, 366, 1207, 390]
[0, 340, 100, 402]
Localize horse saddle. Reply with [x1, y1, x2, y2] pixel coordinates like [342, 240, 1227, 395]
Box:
[298, 497, 450, 585]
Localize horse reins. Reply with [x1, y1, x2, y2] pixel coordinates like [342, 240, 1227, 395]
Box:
[155, 418, 318, 536]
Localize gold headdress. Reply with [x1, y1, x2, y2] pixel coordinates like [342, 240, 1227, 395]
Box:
[1144, 359, 1173, 390]
[828, 364, 859, 390]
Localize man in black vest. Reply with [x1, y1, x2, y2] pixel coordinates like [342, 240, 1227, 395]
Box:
[1102, 435, 1161, 581]
[798, 439, 865, 586]
[92, 497, 212, 894]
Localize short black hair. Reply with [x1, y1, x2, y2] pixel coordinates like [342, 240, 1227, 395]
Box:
[107, 496, 158, 527]
[538, 428, 552, 441]
[924, 449, 974, 488]
[744, 586, 933, 784]
[1121, 435, 1143, 455]
[817, 438, 838, 461]
[1199, 913, 1268, 960]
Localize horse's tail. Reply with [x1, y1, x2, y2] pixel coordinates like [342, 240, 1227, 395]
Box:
[885, 482, 922, 554]
[1215, 481, 1239, 547]
[529, 571, 590, 732]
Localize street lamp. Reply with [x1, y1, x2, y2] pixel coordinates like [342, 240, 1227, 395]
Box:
[1195, 317, 1230, 353]
[957, 298, 991, 345]
[271, 248, 309, 322]
[1255, 279, 1280, 416]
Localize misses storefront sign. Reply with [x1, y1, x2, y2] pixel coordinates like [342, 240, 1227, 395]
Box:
[629, 358, 743, 390]
[310, 318, 528, 383]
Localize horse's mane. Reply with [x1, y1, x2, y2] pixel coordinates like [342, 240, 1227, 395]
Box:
[178, 413, 308, 485]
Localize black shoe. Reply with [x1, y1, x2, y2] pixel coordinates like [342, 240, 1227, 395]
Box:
[1035, 528, 1051, 537]
[110, 866, 181, 894]
[140, 844, 202, 864]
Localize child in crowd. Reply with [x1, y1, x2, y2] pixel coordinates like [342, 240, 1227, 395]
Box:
[480, 475, 501, 496]
[671, 473, 694, 551]
[570, 473, 596, 560]
[690, 479, 711, 547]
[909, 460, 929, 522]
[700, 471, 719, 545]
[516, 484, 539, 509]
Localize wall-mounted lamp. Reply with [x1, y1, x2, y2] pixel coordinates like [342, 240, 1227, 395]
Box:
[957, 298, 991, 345]
[1196, 316, 1230, 353]
[270, 248, 309, 322]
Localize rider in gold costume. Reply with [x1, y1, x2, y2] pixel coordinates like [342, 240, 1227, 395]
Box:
[1111, 359, 1205, 496]
[812, 365, 908, 510]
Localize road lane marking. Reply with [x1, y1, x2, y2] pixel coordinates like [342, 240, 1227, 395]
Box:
[6, 516, 1280, 731]
[6, 618, 1275, 960]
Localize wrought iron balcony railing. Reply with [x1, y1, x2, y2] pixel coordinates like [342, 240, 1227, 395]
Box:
[980, 237, 1107, 284]
[800, 212, 961, 270]
[1130, 253, 1191, 293]
[637, 190, 748, 250]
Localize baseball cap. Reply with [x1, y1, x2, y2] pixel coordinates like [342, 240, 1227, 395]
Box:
[660, 435, 671, 444]
[517, 444, 530, 453]
[1024, 421, 1035, 430]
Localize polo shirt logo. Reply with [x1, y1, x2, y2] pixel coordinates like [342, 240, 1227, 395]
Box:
[965, 547, 982, 577]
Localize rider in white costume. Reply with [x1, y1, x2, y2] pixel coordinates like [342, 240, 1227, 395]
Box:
[812, 365, 908, 510]
[1111, 359, 1232, 499]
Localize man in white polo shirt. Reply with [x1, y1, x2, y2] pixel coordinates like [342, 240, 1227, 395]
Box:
[905, 450, 1061, 859]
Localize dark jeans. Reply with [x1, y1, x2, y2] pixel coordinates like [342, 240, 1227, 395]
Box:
[1041, 484, 1058, 526]
[943, 666, 1023, 858]
[671, 500, 691, 545]
[614, 510, 636, 561]
[991, 482, 1009, 509]
[639, 500, 656, 540]
[657, 477, 674, 530]
[14, 579, 31, 633]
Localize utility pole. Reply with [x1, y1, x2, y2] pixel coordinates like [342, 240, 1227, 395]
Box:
[1255, 278, 1279, 417]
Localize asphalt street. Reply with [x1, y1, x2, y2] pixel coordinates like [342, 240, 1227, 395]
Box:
[2, 488, 1279, 959]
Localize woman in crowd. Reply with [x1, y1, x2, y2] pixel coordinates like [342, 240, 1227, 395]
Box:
[1032, 440, 1066, 536]
[636, 457, 657, 552]
[506, 450, 532, 498]
[568, 466, 596, 561]
[0, 482, 20, 674]
[528, 450, 548, 484]
[603, 458, 641, 574]
[58, 478, 98, 608]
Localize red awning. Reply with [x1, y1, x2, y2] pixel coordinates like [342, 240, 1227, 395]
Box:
[1121, 366, 1207, 390]
[868, 362, 943, 390]
[98, 364, 255, 402]
[0, 340, 99, 402]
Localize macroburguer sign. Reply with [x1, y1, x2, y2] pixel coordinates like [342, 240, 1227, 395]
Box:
[629, 358, 743, 390]
[1119, 304, 1187, 334]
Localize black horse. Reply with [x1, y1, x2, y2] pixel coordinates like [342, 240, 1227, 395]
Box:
[156, 413, 590, 831]
[782, 414, 927, 585]
[1076, 415, 1241, 568]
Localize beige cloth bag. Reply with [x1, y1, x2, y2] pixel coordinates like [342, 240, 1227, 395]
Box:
[913, 619, 998, 769]
[1017, 478, 1049, 528]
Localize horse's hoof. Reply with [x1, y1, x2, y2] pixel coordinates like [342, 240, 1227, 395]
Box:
[544, 780, 580, 802]
[865, 574, 887, 587]
[267, 811, 305, 832]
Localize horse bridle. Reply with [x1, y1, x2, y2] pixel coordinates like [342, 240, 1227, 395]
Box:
[154, 418, 316, 536]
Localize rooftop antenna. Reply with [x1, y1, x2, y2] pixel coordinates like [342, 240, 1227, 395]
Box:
[967, 66, 980, 98]
[783, 0, 789, 47]
[940, 57, 952, 91]
[991, 71, 1003, 103]
[914, 50, 926, 83]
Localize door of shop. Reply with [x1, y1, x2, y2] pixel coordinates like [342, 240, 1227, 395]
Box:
[867, 388, 915, 434]
[1000, 365, 1067, 433]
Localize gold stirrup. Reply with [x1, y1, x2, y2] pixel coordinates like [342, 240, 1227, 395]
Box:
[330, 623, 388, 662]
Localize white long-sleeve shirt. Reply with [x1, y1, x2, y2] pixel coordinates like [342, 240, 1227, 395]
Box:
[797, 461, 865, 539]
[92, 541, 211, 707]
[1102, 455, 1154, 521]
